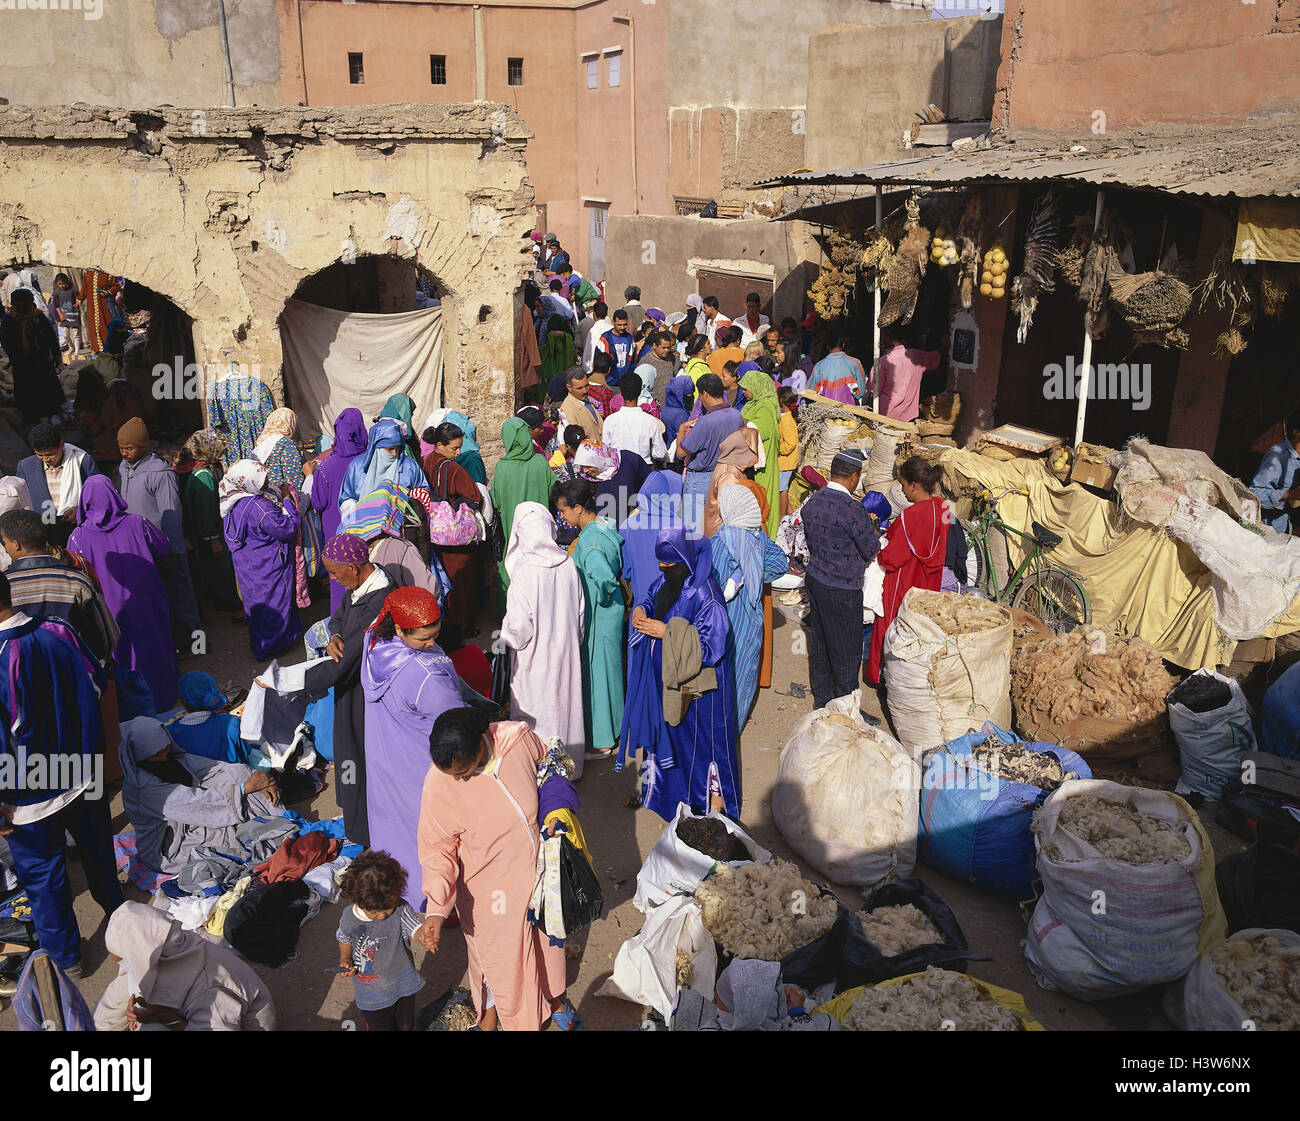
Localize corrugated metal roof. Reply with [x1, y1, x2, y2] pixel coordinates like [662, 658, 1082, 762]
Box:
[758, 126, 1300, 199]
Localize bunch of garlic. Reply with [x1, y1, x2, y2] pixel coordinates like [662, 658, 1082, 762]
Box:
[1210, 934, 1300, 1031]
[1049, 794, 1191, 865]
[845, 967, 1023, 1031]
[695, 858, 838, 961]
[931, 231, 958, 267]
[856, 904, 943, 955]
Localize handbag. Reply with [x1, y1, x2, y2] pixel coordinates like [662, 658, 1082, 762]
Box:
[427, 460, 479, 547]
[489, 509, 507, 561]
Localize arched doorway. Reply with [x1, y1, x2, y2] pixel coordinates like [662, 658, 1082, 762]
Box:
[276, 256, 453, 445]
[0, 262, 199, 469]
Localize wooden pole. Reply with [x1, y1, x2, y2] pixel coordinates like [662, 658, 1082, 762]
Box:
[872, 184, 883, 413]
[1074, 189, 1105, 448]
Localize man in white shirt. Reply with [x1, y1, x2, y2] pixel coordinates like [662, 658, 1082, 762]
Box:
[602, 373, 667, 464]
[581, 300, 613, 373]
[734, 291, 771, 347]
[701, 295, 731, 347]
[576, 299, 607, 369]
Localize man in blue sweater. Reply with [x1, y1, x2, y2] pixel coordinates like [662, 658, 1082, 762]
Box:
[599, 309, 637, 381]
[799, 450, 880, 709]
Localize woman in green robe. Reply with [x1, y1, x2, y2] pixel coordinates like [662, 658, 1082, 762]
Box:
[183, 429, 243, 622]
[739, 369, 782, 538]
[489, 417, 555, 602]
[553, 477, 625, 760]
[378, 392, 421, 459]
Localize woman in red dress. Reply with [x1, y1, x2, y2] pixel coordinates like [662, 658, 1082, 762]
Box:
[77, 269, 122, 355]
[865, 456, 949, 685]
[422, 422, 484, 633]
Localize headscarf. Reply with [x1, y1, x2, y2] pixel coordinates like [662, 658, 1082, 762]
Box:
[253, 407, 296, 464]
[645, 307, 666, 326]
[719, 486, 763, 531]
[504, 500, 569, 581]
[323, 532, 369, 565]
[330, 407, 369, 460]
[217, 460, 272, 518]
[444, 410, 486, 485]
[662, 374, 695, 445]
[104, 901, 209, 1010]
[740, 370, 780, 439]
[736, 360, 762, 376]
[801, 465, 828, 490]
[356, 418, 424, 498]
[652, 526, 712, 618]
[185, 428, 229, 466]
[178, 671, 226, 711]
[685, 293, 705, 333]
[632, 364, 657, 404]
[620, 471, 684, 603]
[500, 417, 536, 463]
[367, 586, 440, 647]
[117, 716, 191, 867]
[342, 481, 419, 540]
[76, 475, 129, 532]
[575, 442, 618, 482]
[716, 427, 759, 470]
[378, 394, 420, 456]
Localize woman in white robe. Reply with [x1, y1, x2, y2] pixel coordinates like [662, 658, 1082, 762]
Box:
[500, 501, 588, 776]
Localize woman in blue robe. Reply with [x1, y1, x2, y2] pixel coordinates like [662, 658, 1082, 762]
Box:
[619, 470, 684, 605]
[618, 527, 740, 821]
[340, 419, 426, 509]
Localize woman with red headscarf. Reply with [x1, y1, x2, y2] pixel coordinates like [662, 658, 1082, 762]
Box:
[361, 587, 464, 908]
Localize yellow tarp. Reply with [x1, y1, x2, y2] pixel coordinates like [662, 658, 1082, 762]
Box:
[815, 971, 1045, 1031]
[1235, 198, 1300, 264]
[939, 451, 1300, 670]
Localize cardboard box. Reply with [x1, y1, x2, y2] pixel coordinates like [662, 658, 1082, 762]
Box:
[1070, 456, 1117, 491]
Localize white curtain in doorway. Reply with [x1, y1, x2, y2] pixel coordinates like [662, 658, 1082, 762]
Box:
[279, 298, 444, 443]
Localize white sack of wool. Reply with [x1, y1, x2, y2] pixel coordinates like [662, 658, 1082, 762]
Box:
[633, 802, 771, 914]
[1024, 779, 1227, 1001]
[772, 691, 920, 888]
[883, 589, 1013, 757]
[1170, 928, 1300, 1032]
[694, 858, 839, 961]
[598, 894, 718, 1020]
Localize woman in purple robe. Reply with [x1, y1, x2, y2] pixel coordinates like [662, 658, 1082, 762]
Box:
[309, 408, 369, 612]
[68, 476, 180, 712]
[219, 460, 301, 661]
[361, 586, 463, 908]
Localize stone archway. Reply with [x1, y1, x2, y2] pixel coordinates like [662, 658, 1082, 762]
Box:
[0, 103, 536, 463]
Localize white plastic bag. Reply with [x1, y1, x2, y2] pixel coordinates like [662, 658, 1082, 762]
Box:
[1024, 779, 1227, 1001]
[862, 557, 885, 621]
[771, 691, 920, 888]
[1167, 927, 1300, 1031]
[598, 895, 718, 1020]
[1168, 669, 1257, 799]
[882, 588, 1012, 757]
[634, 803, 770, 913]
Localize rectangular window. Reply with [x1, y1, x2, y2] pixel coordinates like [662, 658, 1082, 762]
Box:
[507, 57, 524, 86]
[585, 58, 598, 89]
[607, 52, 621, 88]
[430, 54, 447, 85]
[591, 205, 607, 239]
[348, 52, 365, 85]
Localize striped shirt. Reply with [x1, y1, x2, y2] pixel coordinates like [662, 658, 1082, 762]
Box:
[4, 554, 120, 666]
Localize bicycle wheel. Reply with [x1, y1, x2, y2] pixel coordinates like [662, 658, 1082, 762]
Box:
[962, 521, 993, 596]
[1012, 566, 1091, 632]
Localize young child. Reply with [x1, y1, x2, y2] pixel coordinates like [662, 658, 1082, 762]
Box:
[777, 386, 800, 518]
[336, 851, 426, 1031]
[50, 273, 83, 361]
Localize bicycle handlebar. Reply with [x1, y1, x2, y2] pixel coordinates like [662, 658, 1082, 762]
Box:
[979, 487, 1030, 501]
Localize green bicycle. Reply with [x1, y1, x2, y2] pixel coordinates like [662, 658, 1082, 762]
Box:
[961, 486, 1091, 632]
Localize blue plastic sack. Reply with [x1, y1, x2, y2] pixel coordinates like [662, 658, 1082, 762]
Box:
[304, 689, 334, 762]
[918, 723, 1090, 900]
[1260, 662, 1300, 761]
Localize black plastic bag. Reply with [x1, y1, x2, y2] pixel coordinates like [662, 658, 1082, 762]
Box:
[489, 647, 512, 710]
[1216, 842, 1300, 935]
[838, 878, 980, 989]
[225, 881, 311, 967]
[416, 987, 476, 1031]
[558, 835, 603, 934]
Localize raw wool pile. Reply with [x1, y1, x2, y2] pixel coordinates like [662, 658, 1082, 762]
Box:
[970, 737, 1076, 792]
[675, 816, 751, 864]
[675, 947, 696, 990]
[1048, 794, 1191, 864]
[856, 904, 943, 955]
[844, 967, 1023, 1031]
[1011, 626, 1176, 726]
[1209, 933, 1300, 1031]
[909, 589, 1006, 635]
[695, 858, 838, 961]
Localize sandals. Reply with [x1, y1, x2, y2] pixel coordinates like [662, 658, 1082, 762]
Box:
[550, 999, 582, 1031]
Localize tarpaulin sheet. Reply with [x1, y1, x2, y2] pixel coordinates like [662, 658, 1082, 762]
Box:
[1236, 198, 1300, 264]
[279, 298, 444, 443]
[939, 451, 1300, 671]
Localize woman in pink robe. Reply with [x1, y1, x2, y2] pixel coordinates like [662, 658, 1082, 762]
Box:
[418, 708, 573, 1031]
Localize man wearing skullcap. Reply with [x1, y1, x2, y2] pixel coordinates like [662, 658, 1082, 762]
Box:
[116, 417, 202, 653]
[300, 533, 397, 846]
[798, 448, 880, 709]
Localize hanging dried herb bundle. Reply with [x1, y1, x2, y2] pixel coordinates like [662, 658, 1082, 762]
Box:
[879, 214, 932, 327]
[809, 227, 870, 321]
[1107, 245, 1193, 349]
[1057, 212, 1096, 288]
[1259, 263, 1296, 318]
[861, 232, 895, 292]
[1011, 189, 1065, 343]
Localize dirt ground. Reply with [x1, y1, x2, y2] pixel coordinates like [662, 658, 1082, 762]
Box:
[0, 597, 1246, 1032]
